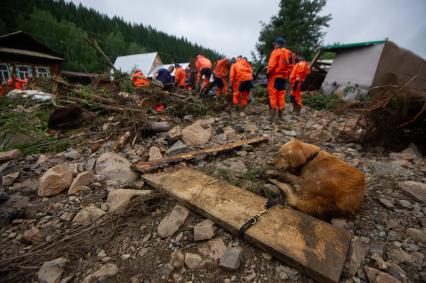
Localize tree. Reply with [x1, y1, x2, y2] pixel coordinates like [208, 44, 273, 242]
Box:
[256, 0, 331, 60]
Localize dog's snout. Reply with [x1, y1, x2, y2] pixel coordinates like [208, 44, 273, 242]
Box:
[274, 157, 289, 170]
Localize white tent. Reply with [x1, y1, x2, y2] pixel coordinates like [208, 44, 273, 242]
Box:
[148, 62, 190, 78]
[114, 52, 162, 76]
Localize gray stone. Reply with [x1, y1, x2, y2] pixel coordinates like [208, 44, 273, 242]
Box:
[22, 227, 43, 243]
[2, 172, 19, 186]
[275, 265, 299, 280]
[157, 204, 189, 238]
[219, 247, 241, 270]
[283, 130, 297, 137]
[372, 161, 405, 176]
[166, 140, 188, 156]
[38, 164, 73, 197]
[64, 150, 81, 160]
[82, 263, 118, 283]
[184, 253, 204, 269]
[68, 171, 95, 195]
[182, 121, 212, 145]
[345, 237, 369, 277]
[170, 251, 185, 269]
[73, 205, 105, 225]
[194, 219, 215, 241]
[106, 189, 152, 214]
[396, 199, 412, 209]
[0, 149, 21, 161]
[95, 152, 139, 184]
[379, 198, 394, 209]
[166, 126, 183, 143]
[406, 228, 426, 244]
[398, 181, 426, 203]
[364, 267, 402, 283]
[37, 257, 68, 283]
[386, 248, 412, 264]
[218, 158, 247, 174]
[148, 146, 163, 161]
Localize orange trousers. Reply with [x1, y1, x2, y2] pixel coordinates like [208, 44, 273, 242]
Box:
[267, 76, 286, 110]
[197, 73, 210, 92]
[290, 81, 302, 107]
[232, 81, 249, 106]
[216, 77, 228, 97]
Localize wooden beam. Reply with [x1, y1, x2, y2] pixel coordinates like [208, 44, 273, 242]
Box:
[143, 167, 351, 283]
[135, 136, 268, 173]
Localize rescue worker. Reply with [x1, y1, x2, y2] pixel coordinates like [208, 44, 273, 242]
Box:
[289, 57, 311, 114]
[267, 36, 294, 120]
[131, 69, 150, 88]
[7, 75, 26, 90]
[213, 57, 229, 99]
[195, 55, 212, 94]
[230, 57, 253, 111]
[184, 65, 192, 90]
[229, 57, 238, 104]
[174, 64, 186, 89]
[154, 65, 174, 90]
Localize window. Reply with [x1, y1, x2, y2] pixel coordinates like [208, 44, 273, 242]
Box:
[16, 65, 32, 79]
[35, 66, 50, 78]
[0, 63, 10, 84]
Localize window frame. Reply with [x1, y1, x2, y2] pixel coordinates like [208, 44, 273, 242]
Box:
[0, 63, 11, 84]
[16, 64, 32, 80]
[35, 66, 50, 78]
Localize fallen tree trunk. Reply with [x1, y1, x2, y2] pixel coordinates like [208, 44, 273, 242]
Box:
[135, 136, 268, 172]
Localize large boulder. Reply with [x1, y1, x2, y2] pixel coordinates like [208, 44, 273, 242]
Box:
[106, 189, 152, 213]
[95, 152, 139, 184]
[38, 164, 73, 197]
[182, 121, 212, 145]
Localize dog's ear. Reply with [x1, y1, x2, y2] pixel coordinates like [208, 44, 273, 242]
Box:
[288, 148, 306, 169]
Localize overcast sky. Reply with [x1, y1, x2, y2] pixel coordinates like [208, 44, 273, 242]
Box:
[70, 0, 426, 59]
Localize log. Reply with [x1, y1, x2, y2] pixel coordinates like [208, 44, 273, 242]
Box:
[135, 136, 268, 173]
[146, 121, 171, 132]
[142, 167, 351, 283]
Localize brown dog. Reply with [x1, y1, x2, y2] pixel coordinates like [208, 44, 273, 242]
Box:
[269, 139, 365, 219]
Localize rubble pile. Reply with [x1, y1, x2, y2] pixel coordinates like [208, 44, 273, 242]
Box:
[0, 82, 425, 283]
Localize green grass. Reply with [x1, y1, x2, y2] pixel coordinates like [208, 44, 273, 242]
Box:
[303, 93, 342, 110]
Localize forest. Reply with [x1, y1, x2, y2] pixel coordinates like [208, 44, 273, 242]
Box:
[0, 0, 222, 72]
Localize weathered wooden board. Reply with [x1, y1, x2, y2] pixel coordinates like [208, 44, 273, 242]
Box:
[136, 136, 268, 173]
[143, 167, 351, 283]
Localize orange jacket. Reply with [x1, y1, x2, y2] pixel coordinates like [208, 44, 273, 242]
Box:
[213, 58, 229, 78]
[267, 48, 294, 78]
[7, 77, 26, 90]
[132, 70, 150, 87]
[290, 61, 311, 82]
[174, 66, 186, 87]
[195, 55, 212, 72]
[230, 58, 253, 85]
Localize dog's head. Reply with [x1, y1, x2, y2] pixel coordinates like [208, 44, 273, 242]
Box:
[275, 139, 320, 171]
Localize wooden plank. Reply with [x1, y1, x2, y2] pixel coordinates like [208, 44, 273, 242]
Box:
[143, 167, 351, 283]
[135, 136, 268, 173]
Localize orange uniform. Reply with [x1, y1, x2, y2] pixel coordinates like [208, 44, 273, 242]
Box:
[131, 70, 150, 88]
[213, 58, 229, 97]
[230, 58, 253, 107]
[195, 55, 212, 91]
[267, 48, 294, 110]
[174, 66, 186, 88]
[7, 77, 26, 90]
[290, 61, 311, 108]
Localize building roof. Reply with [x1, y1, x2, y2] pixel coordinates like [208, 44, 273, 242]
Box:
[61, 70, 99, 79]
[148, 62, 190, 78]
[114, 52, 160, 75]
[0, 31, 64, 61]
[322, 40, 387, 52]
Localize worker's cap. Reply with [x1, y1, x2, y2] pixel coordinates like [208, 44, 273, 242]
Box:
[174, 63, 180, 67]
[230, 58, 236, 64]
[274, 37, 286, 45]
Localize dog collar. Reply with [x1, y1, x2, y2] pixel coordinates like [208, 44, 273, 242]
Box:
[291, 150, 321, 175]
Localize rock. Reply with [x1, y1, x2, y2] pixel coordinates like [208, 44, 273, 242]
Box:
[345, 237, 369, 277]
[261, 252, 272, 261]
[372, 161, 405, 177]
[166, 140, 188, 156]
[219, 247, 241, 270]
[82, 263, 118, 283]
[38, 164, 73, 197]
[2, 172, 19, 186]
[386, 248, 412, 264]
[73, 205, 105, 225]
[148, 146, 162, 161]
[194, 219, 215, 241]
[275, 265, 299, 280]
[0, 149, 21, 161]
[182, 121, 212, 145]
[184, 253, 204, 269]
[396, 199, 412, 209]
[68, 171, 95, 195]
[37, 257, 68, 283]
[218, 158, 247, 174]
[283, 130, 297, 137]
[378, 198, 393, 209]
[166, 126, 183, 143]
[64, 149, 81, 160]
[398, 181, 426, 203]
[401, 143, 422, 159]
[157, 204, 189, 238]
[364, 267, 401, 283]
[406, 228, 426, 244]
[22, 227, 43, 243]
[95, 152, 139, 184]
[245, 269, 256, 281]
[106, 189, 152, 213]
[0, 191, 9, 203]
[171, 251, 185, 269]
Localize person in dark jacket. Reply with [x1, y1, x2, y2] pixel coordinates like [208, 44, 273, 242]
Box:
[154, 65, 174, 90]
